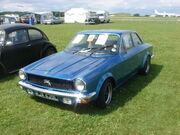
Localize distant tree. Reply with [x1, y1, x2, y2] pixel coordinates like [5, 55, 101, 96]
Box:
[0, 11, 31, 16]
[133, 13, 140, 17]
[112, 13, 131, 17]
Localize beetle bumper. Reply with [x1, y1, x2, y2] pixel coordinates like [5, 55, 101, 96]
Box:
[19, 81, 96, 105]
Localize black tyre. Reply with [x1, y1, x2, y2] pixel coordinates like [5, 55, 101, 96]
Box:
[0, 65, 6, 77]
[43, 47, 56, 57]
[0, 67, 3, 76]
[95, 79, 113, 108]
[139, 56, 151, 75]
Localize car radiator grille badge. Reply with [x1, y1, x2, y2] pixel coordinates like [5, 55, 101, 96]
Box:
[44, 79, 52, 87]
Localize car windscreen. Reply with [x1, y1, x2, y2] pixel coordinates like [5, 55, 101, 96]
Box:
[65, 33, 119, 55]
[0, 30, 5, 46]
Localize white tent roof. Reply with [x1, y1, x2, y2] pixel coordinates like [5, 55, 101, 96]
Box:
[35, 12, 53, 15]
[65, 8, 89, 14]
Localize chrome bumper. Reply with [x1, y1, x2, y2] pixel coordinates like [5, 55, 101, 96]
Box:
[19, 81, 96, 103]
[85, 22, 96, 24]
[151, 54, 155, 58]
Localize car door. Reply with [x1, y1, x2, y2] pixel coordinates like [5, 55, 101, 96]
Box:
[2, 29, 31, 72]
[119, 33, 139, 78]
[27, 28, 44, 62]
[131, 32, 145, 66]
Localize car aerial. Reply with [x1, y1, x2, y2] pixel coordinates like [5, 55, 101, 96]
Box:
[19, 29, 153, 108]
[0, 24, 57, 75]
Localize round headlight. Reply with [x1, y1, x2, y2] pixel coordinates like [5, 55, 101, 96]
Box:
[19, 70, 26, 80]
[75, 79, 86, 91]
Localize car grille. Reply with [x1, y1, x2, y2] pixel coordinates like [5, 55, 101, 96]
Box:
[27, 74, 75, 90]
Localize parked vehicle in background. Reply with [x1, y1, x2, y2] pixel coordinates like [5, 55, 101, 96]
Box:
[85, 17, 100, 24]
[44, 17, 63, 24]
[97, 11, 110, 23]
[21, 17, 29, 24]
[0, 24, 57, 75]
[85, 12, 100, 25]
[0, 16, 16, 24]
[21, 13, 37, 24]
[19, 29, 153, 108]
[36, 12, 54, 24]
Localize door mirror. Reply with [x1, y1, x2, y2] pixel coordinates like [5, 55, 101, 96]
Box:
[6, 41, 13, 46]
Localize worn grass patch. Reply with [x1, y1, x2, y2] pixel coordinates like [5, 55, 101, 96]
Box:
[0, 19, 180, 135]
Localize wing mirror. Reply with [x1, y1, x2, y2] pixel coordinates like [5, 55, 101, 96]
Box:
[6, 41, 13, 46]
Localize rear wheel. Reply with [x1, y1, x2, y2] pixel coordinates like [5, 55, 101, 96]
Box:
[95, 79, 113, 108]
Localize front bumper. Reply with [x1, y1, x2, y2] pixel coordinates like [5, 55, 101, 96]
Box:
[19, 81, 96, 105]
[85, 22, 96, 24]
[151, 54, 155, 58]
[44, 21, 52, 24]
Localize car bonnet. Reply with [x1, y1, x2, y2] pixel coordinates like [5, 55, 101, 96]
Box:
[25, 51, 109, 80]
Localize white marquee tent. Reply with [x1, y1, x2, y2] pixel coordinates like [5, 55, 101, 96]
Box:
[65, 8, 89, 23]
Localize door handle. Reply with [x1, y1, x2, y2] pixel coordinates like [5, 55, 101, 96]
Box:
[27, 44, 31, 47]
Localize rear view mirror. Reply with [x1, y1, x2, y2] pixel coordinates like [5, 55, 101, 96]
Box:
[6, 41, 13, 46]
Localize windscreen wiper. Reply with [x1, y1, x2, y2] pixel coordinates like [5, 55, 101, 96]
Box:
[90, 45, 113, 55]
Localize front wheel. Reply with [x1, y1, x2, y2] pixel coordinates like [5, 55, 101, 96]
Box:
[139, 56, 151, 75]
[95, 79, 113, 108]
[0, 65, 7, 77]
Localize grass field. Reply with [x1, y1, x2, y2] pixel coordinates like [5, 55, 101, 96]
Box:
[0, 18, 180, 135]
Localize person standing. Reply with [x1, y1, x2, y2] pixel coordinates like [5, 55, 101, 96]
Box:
[28, 17, 32, 25]
[0, 17, 3, 25]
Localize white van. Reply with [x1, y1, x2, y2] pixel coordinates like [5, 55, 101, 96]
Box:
[96, 11, 110, 23]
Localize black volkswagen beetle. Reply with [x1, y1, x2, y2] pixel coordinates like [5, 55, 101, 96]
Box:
[0, 24, 57, 75]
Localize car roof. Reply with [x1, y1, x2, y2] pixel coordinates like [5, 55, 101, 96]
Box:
[0, 23, 37, 32]
[78, 29, 136, 35]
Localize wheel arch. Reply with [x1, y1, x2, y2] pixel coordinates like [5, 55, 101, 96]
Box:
[40, 43, 57, 58]
[95, 72, 116, 99]
[141, 52, 151, 69]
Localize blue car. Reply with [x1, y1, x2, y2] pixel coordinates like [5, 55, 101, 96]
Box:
[19, 30, 153, 108]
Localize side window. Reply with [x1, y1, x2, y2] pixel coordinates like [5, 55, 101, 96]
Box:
[6, 29, 28, 45]
[122, 34, 133, 50]
[28, 29, 43, 40]
[131, 33, 142, 46]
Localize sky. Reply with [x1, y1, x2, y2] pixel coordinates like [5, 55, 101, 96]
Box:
[1, 0, 180, 15]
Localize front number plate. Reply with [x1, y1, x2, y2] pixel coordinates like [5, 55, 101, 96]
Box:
[34, 91, 58, 101]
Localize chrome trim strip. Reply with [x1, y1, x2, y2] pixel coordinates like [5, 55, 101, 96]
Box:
[19, 81, 96, 99]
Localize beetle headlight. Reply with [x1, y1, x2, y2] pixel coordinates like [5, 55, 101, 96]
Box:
[19, 70, 27, 80]
[75, 79, 86, 91]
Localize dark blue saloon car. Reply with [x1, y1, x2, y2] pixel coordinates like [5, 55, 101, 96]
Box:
[19, 30, 154, 108]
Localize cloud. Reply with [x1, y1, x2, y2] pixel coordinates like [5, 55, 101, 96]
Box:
[160, 0, 180, 4]
[2, 2, 35, 11]
[0, 0, 180, 14]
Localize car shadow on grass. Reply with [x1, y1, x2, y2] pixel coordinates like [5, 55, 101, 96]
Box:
[0, 73, 17, 82]
[32, 64, 163, 115]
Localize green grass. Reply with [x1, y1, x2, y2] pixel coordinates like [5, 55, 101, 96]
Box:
[0, 19, 180, 135]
